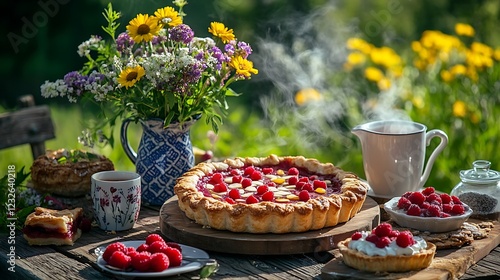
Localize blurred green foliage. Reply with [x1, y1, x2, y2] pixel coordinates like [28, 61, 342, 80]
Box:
[2, 0, 500, 194]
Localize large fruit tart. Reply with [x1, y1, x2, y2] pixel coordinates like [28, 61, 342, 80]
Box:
[174, 154, 368, 233]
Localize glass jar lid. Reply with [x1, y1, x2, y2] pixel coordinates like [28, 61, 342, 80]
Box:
[460, 160, 500, 184]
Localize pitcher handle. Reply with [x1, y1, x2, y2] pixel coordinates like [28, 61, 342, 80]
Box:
[120, 118, 137, 164]
[420, 129, 448, 188]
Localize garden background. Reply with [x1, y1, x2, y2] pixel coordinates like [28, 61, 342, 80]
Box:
[2, 0, 500, 194]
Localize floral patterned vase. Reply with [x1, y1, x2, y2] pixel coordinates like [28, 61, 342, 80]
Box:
[120, 118, 197, 206]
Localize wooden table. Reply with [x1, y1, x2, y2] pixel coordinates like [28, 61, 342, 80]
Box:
[1, 203, 499, 279]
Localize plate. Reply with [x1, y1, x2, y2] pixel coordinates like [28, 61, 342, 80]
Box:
[384, 197, 473, 233]
[95, 241, 209, 277]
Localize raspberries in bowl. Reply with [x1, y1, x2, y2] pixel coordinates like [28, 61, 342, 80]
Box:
[384, 187, 473, 233]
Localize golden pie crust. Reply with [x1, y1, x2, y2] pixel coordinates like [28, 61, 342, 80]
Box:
[31, 149, 114, 197]
[174, 154, 368, 233]
[337, 238, 436, 272]
[23, 207, 83, 246]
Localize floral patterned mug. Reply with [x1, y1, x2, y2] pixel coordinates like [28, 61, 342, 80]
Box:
[91, 171, 141, 231]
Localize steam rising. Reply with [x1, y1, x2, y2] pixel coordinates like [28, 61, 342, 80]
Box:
[254, 2, 410, 151]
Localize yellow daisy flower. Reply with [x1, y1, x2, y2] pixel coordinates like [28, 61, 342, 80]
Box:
[346, 52, 366, 67]
[294, 88, 322, 106]
[455, 23, 475, 37]
[154, 6, 182, 27]
[364, 67, 384, 82]
[452, 100, 467, 118]
[229, 56, 258, 78]
[126, 14, 161, 43]
[208, 22, 235, 43]
[118, 65, 146, 88]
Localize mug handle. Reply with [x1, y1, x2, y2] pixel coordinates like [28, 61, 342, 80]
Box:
[120, 118, 137, 164]
[420, 129, 448, 188]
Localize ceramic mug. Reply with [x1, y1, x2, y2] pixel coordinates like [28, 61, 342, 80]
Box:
[352, 120, 448, 197]
[91, 171, 141, 231]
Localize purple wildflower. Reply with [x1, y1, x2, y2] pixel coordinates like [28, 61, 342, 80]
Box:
[152, 35, 168, 45]
[63, 71, 87, 96]
[116, 32, 134, 53]
[224, 43, 235, 56]
[169, 24, 194, 44]
[237, 41, 253, 58]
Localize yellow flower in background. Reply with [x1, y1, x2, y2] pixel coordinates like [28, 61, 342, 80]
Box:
[449, 64, 467, 76]
[209, 22, 235, 43]
[364, 67, 384, 82]
[452, 100, 467, 118]
[126, 14, 162, 43]
[370, 46, 402, 69]
[377, 78, 391, 91]
[154, 6, 182, 27]
[294, 88, 322, 106]
[455, 23, 475, 37]
[494, 48, 500, 61]
[346, 52, 366, 67]
[346, 38, 373, 54]
[440, 70, 453, 82]
[229, 56, 258, 78]
[118, 65, 145, 88]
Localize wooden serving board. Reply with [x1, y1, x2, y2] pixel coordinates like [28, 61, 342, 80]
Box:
[160, 196, 380, 255]
[321, 220, 500, 280]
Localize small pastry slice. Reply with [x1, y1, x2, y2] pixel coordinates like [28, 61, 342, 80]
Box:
[23, 207, 83, 246]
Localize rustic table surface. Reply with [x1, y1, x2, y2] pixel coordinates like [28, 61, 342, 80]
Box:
[1, 201, 499, 280]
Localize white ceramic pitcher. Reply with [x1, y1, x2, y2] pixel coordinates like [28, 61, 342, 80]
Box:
[352, 120, 448, 197]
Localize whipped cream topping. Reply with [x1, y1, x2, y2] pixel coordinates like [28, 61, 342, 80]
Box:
[348, 232, 427, 257]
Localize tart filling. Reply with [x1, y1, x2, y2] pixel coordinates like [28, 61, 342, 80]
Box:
[174, 154, 368, 233]
[23, 207, 83, 246]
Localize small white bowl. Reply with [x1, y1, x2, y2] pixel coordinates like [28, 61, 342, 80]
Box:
[384, 197, 473, 233]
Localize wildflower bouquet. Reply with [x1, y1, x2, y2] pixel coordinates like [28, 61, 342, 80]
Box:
[41, 0, 257, 146]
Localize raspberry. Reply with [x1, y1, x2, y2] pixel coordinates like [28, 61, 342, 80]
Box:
[408, 192, 426, 205]
[164, 247, 183, 267]
[79, 217, 92, 232]
[313, 180, 327, 189]
[127, 247, 137, 254]
[131, 251, 151, 272]
[351, 232, 362, 240]
[108, 251, 131, 270]
[262, 167, 274, 174]
[225, 197, 235, 204]
[241, 178, 252, 188]
[228, 189, 241, 199]
[396, 231, 415, 248]
[451, 204, 465, 215]
[451, 195, 462, 204]
[406, 204, 421, 216]
[137, 243, 149, 252]
[232, 175, 242, 183]
[213, 183, 228, 192]
[298, 177, 309, 183]
[427, 204, 441, 217]
[301, 183, 314, 192]
[102, 242, 127, 263]
[244, 166, 255, 176]
[376, 236, 392, 248]
[426, 193, 442, 204]
[374, 223, 392, 237]
[209, 173, 224, 184]
[288, 176, 298, 185]
[389, 230, 400, 239]
[256, 185, 268, 195]
[149, 252, 170, 272]
[365, 233, 379, 244]
[441, 212, 451, 218]
[230, 169, 241, 176]
[246, 195, 259, 204]
[309, 175, 319, 181]
[402, 191, 412, 199]
[440, 193, 452, 204]
[166, 242, 182, 252]
[397, 197, 411, 210]
[442, 203, 453, 213]
[146, 234, 165, 245]
[287, 167, 299, 175]
[422, 186, 435, 196]
[148, 241, 168, 253]
[298, 190, 310, 202]
[267, 182, 276, 187]
[251, 170, 263, 181]
[421, 201, 430, 209]
[262, 191, 274, 201]
[295, 181, 306, 190]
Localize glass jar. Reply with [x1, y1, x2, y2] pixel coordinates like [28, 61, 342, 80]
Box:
[451, 160, 500, 220]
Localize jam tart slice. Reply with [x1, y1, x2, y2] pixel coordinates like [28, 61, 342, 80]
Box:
[174, 154, 368, 233]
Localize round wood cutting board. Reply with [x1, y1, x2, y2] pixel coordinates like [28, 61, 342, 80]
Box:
[160, 196, 379, 255]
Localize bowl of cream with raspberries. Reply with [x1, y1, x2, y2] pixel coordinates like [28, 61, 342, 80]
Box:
[384, 187, 473, 233]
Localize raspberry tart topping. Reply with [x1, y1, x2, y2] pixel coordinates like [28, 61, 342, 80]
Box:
[396, 187, 467, 218]
[196, 163, 342, 204]
[101, 234, 183, 272]
[348, 223, 427, 256]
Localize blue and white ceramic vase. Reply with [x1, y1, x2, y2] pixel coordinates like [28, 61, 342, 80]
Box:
[120, 118, 197, 206]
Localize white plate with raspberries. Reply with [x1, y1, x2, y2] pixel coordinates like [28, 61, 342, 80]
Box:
[95, 234, 210, 277]
[384, 187, 473, 233]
